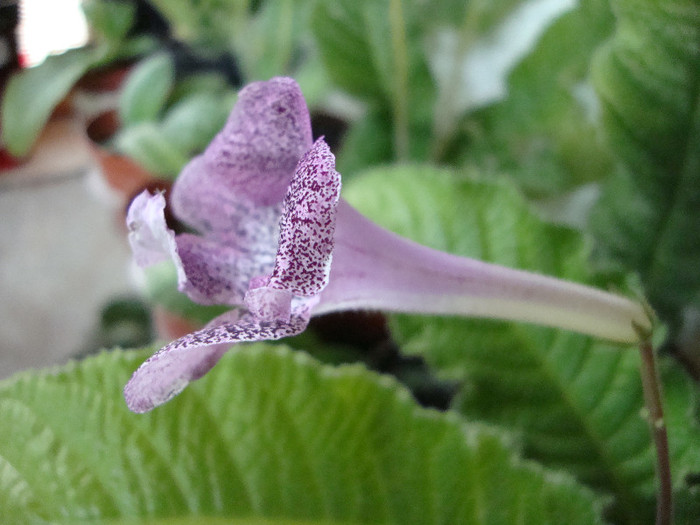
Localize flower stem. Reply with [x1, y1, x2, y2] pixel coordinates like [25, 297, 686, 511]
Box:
[638, 336, 672, 525]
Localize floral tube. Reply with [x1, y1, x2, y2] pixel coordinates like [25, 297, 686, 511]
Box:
[124, 77, 650, 413]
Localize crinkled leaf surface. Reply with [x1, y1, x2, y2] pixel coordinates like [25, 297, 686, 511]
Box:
[590, 0, 700, 326]
[0, 345, 602, 524]
[1, 48, 98, 156]
[343, 165, 700, 524]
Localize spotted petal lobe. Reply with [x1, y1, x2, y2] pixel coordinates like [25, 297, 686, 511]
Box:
[124, 310, 310, 413]
[269, 138, 341, 296]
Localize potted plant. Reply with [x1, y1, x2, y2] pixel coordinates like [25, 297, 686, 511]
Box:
[0, 0, 161, 160]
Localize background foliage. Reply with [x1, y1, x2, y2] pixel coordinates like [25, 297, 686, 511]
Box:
[1, 0, 699, 523]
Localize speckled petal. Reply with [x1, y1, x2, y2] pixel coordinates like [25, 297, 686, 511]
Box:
[175, 233, 276, 305]
[126, 191, 185, 283]
[196, 77, 313, 207]
[268, 138, 341, 296]
[124, 309, 310, 413]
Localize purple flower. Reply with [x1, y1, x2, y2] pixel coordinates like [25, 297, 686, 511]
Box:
[125, 77, 650, 413]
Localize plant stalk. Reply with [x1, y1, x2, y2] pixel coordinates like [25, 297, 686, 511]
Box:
[639, 337, 672, 525]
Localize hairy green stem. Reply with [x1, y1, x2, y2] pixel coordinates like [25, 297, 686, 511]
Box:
[639, 337, 672, 525]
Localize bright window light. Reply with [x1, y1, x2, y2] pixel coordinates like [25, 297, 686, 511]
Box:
[18, 0, 89, 67]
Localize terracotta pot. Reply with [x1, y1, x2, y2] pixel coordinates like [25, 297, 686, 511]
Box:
[92, 146, 155, 196]
[0, 146, 23, 171]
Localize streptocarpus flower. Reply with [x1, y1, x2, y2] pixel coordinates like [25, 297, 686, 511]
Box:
[124, 77, 651, 413]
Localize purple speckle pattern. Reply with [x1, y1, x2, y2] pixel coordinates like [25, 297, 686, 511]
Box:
[123, 78, 344, 413]
[124, 309, 310, 413]
[269, 138, 341, 296]
[203, 77, 313, 206]
[175, 233, 275, 305]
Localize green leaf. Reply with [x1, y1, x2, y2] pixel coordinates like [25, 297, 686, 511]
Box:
[456, 0, 616, 197]
[335, 109, 393, 177]
[160, 91, 235, 157]
[342, 165, 700, 523]
[113, 122, 189, 177]
[119, 53, 176, 126]
[82, 0, 136, 45]
[311, 0, 435, 160]
[234, 0, 314, 81]
[1, 48, 98, 156]
[590, 0, 700, 326]
[147, 0, 250, 49]
[0, 345, 603, 524]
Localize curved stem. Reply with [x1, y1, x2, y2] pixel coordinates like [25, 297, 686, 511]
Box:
[639, 338, 672, 525]
[316, 201, 651, 344]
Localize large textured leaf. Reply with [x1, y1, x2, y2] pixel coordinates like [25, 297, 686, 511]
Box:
[343, 165, 700, 523]
[590, 0, 700, 326]
[1, 48, 97, 156]
[0, 345, 602, 524]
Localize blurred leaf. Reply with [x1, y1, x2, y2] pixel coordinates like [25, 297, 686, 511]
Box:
[119, 53, 176, 126]
[453, 0, 615, 197]
[234, 0, 315, 81]
[82, 0, 136, 44]
[169, 72, 232, 102]
[148, 0, 250, 49]
[311, 0, 435, 160]
[1, 49, 98, 156]
[343, 165, 700, 523]
[589, 0, 700, 328]
[428, 0, 574, 160]
[161, 91, 236, 156]
[113, 122, 188, 177]
[335, 109, 393, 176]
[0, 345, 603, 524]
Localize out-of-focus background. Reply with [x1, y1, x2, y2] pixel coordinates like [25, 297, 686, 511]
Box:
[1, 0, 136, 378]
[7, 0, 693, 385]
[0, 0, 601, 378]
